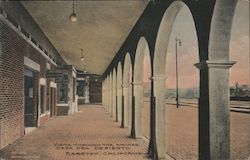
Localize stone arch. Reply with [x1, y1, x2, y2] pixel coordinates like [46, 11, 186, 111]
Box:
[134, 37, 151, 138]
[112, 68, 117, 121]
[209, 0, 238, 61]
[117, 62, 123, 123]
[153, 1, 197, 159]
[123, 53, 132, 127]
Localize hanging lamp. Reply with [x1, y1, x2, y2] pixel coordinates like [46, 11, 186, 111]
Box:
[80, 49, 84, 61]
[69, 0, 77, 22]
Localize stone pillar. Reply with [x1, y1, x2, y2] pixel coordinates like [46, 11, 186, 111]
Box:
[134, 82, 143, 138]
[102, 81, 104, 106]
[110, 77, 113, 115]
[195, 60, 235, 160]
[130, 82, 136, 138]
[117, 85, 122, 122]
[108, 76, 111, 114]
[128, 83, 132, 127]
[153, 75, 167, 159]
[121, 84, 125, 128]
[113, 86, 116, 120]
[106, 79, 108, 111]
[107, 76, 110, 113]
[123, 84, 129, 127]
[104, 80, 107, 109]
[110, 84, 113, 116]
[85, 79, 89, 103]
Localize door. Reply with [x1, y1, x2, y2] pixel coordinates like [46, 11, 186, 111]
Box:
[24, 68, 36, 127]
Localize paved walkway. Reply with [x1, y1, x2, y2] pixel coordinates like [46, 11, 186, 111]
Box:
[143, 102, 250, 160]
[1, 105, 149, 160]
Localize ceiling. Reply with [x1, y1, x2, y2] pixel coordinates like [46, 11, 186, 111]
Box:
[21, 1, 148, 75]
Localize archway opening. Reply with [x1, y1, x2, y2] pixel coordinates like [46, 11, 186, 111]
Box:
[143, 48, 151, 139]
[134, 37, 151, 137]
[154, 1, 200, 159]
[117, 62, 123, 123]
[112, 68, 117, 121]
[229, 1, 250, 159]
[143, 51, 152, 139]
[165, 4, 199, 159]
[123, 53, 132, 127]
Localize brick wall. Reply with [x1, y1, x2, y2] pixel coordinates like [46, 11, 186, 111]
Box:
[56, 106, 69, 116]
[0, 20, 53, 149]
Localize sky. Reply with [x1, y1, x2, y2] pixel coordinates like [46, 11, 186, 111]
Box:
[143, 0, 249, 89]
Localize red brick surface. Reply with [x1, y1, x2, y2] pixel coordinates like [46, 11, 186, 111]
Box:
[1, 105, 149, 160]
[0, 20, 53, 149]
[143, 102, 250, 160]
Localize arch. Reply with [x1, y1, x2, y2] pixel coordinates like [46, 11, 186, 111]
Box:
[153, 1, 197, 159]
[117, 62, 123, 123]
[209, 0, 238, 60]
[134, 37, 151, 138]
[112, 68, 117, 121]
[154, 1, 185, 76]
[123, 53, 132, 127]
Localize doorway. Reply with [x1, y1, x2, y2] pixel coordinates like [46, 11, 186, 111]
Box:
[24, 68, 37, 134]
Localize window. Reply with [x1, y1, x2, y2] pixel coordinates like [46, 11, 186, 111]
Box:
[58, 83, 68, 103]
[77, 80, 85, 97]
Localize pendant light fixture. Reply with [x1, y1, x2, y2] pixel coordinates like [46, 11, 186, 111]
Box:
[83, 65, 87, 73]
[80, 49, 84, 61]
[69, 0, 77, 22]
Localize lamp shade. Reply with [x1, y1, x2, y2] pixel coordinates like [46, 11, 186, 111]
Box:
[69, 13, 77, 22]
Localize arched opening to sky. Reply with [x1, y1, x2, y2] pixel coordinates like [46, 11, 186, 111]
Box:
[229, 1, 250, 159]
[229, 0, 249, 88]
[143, 50, 151, 139]
[165, 4, 199, 159]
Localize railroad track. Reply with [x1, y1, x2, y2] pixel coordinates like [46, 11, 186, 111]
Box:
[144, 99, 250, 113]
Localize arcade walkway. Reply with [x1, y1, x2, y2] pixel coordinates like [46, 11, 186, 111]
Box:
[1, 105, 149, 160]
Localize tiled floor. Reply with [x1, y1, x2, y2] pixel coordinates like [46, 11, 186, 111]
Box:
[1, 104, 149, 160]
[1, 103, 249, 160]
